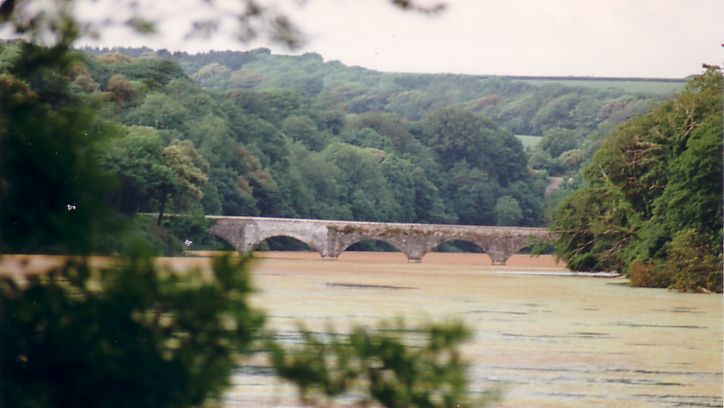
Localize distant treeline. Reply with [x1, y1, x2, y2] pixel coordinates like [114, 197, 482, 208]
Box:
[78, 46, 681, 179]
[499, 75, 685, 83]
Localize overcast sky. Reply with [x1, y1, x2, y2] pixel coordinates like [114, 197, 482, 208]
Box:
[78, 0, 724, 78]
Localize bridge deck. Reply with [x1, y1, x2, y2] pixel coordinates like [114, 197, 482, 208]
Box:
[205, 215, 549, 234]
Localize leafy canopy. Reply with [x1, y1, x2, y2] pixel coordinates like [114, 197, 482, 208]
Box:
[549, 69, 723, 292]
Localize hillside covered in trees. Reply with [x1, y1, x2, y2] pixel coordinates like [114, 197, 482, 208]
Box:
[549, 69, 722, 292]
[0, 40, 689, 253]
[81, 46, 683, 179]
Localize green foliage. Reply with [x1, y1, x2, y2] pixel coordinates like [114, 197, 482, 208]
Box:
[420, 109, 527, 186]
[181, 48, 670, 130]
[663, 229, 723, 292]
[281, 114, 327, 150]
[124, 215, 184, 256]
[494, 195, 522, 226]
[529, 128, 586, 177]
[515, 77, 684, 96]
[550, 70, 723, 291]
[105, 74, 140, 109]
[551, 182, 641, 272]
[0, 41, 563, 231]
[0, 43, 120, 254]
[381, 154, 449, 223]
[100, 126, 209, 224]
[162, 139, 209, 207]
[539, 128, 580, 158]
[160, 210, 214, 249]
[0, 252, 265, 407]
[269, 319, 496, 407]
[100, 126, 172, 213]
[626, 260, 672, 289]
[445, 161, 498, 225]
[108, 57, 186, 89]
[504, 180, 547, 227]
[321, 143, 402, 221]
[124, 92, 190, 129]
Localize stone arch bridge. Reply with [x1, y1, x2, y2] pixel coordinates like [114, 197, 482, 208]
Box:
[208, 216, 555, 265]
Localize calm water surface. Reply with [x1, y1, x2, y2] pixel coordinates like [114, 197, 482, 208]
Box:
[221, 252, 722, 407]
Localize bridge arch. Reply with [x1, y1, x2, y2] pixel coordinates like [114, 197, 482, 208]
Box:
[248, 233, 322, 255]
[345, 239, 401, 252]
[429, 239, 486, 254]
[337, 236, 403, 255]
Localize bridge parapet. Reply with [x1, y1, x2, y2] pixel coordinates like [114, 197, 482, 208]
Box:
[207, 216, 555, 265]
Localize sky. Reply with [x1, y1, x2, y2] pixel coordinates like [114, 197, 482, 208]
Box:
[75, 0, 724, 78]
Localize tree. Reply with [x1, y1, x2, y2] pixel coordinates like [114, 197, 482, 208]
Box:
[322, 143, 402, 221]
[106, 74, 138, 108]
[100, 126, 169, 213]
[231, 113, 290, 169]
[184, 113, 234, 163]
[0, 45, 264, 406]
[503, 180, 547, 226]
[530, 92, 580, 131]
[281, 114, 327, 150]
[550, 69, 723, 291]
[445, 161, 498, 225]
[346, 112, 416, 153]
[382, 154, 450, 223]
[284, 145, 352, 219]
[205, 166, 259, 216]
[494, 195, 522, 226]
[100, 127, 209, 224]
[539, 127, 580, 158]
[159, 139, 209, 224]
[550, 184, 637, 272]
[420, 108, 527, 186]
[0, 44, 118, 254]
[124, 92, 189, 130]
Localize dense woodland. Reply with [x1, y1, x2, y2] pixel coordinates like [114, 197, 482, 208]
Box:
[2, 42, 681, 234]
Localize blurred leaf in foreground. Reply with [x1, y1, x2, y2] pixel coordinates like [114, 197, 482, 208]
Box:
[0, 251, 264, 407]
[269, 319, 499, 407]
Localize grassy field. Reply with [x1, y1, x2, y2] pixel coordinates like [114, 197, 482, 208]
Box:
[516, 134, 542, 148]
[511, 78, 685, 96]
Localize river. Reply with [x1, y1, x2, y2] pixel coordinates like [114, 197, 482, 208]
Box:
[224, 251, 723, 407]
[3, 251, 720, 406]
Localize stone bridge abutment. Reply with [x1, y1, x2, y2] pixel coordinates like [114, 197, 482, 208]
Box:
[208, 216, 555, 265]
